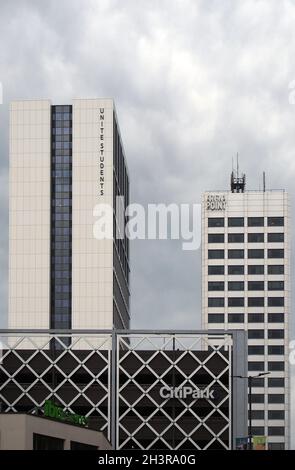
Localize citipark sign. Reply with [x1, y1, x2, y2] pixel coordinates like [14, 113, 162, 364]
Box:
[159, 385, 215, 400]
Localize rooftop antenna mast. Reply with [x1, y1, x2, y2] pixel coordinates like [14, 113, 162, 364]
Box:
[230, 153, 246, 193]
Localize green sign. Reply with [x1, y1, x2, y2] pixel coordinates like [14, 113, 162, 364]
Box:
[44, 400, 88, 427]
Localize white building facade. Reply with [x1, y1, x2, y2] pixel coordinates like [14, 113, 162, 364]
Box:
[9, 99, 130, 332]
[202, 189, 290, 450]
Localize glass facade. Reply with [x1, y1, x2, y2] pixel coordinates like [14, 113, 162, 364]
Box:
[50, 105, 72, 335]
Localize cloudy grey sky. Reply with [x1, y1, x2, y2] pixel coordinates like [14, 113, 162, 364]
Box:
[0, 0, 295, 445]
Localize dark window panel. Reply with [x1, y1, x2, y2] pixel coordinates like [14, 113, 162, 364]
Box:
[268, 362, 284, 371]
[268, 265, 284, 275]
[268, 330, 284, 339]
[268, 297, 284, 307]
[208, 298, 224, 307]
[268, 217, 284, 227]
[248, 281, 264, 291]
[208, 281, 224, 291]
[248, 297, 264, 307]
[208, 314, 224, 323]
[228, 281, 244, 291]
[208, 265, 224, 275]
[248, 313, 264, 323]
[248, 265, 264, 275]
[248, 233, 264, 243]
[268, 281, 284, 291]
[208, 233, 224, 243]
[248, 330, 264, 339]
[248, 249, 264, 259]
[228, 313, 244, 323]
[228, 265, 244, 275]
[208, 218, 224, 227]
[268, 378, 285, 388]
[228, 233, 244, 243]
[268, 249, 284, 259]
[248, 346, 264, 355]
[268, 233, 284, 243]
[228, 249, 244, 259]
[268, 313, 284, 323]
[208, 249, 224, 259]
[228, 297, 244, 307]
[228, 217, 244, 227]
[248, 217, 264, 227]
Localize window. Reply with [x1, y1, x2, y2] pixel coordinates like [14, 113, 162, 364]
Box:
[268, 362, 284, 371]
[208, 265, 224, 275]
[248, 217, 264, 227]
[268, 249, 284, 258]
[248, 281, 264, 291]
[208, 314, 224, 323]
[268, 410, 284, 420]
[268, 313, 284, 323]
[268, 233, 284, 243]
[208, 298, 224, 307]
[268, 330, 284, 339]
[70, 442, 98, 450]
[248, 362, 264, 371]
[228, 265, 244, 275]
[248, 233, 264, 243]
[268, 281, 284, 291]
[268, 378, 285, 388]
[251, 410, 265, 420]
[228, 281, 244, 291]
[251, 378, 264, 387]
[251, 427, 265, 436]
[33, 434, 64, 450]
[208, 281, 224, 291]
[268, 217, 284, 227]
[248, 330, 264, 339]
[208, 218, 224, 227]
[268, 345, 284, 355]
[268, 265, 284, 275]
[251, 394, 264, 403]
[228, 313, 244, 323]
[228, 233, 244, 243]
[248, 249, 264, 259]
[268, 427, 285, 436]
[248, 297, 264, 307]
[248, 265, 264, 275]
[248, 346, 264, 355]
[208, 233, 224, 243]
[228, 297, 244, 307]
[268, 443, 285, 450]
[268, 395, 284, 404]
[228, 249, 244, 259]
[208, 249, 224, 259]
[228, 217, 244, 227]
[248, 313, 264, 323]
[268, 297, 284, 307]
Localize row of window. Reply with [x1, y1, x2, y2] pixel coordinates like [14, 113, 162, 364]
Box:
[249, 394, 285, 404]
[208, 297, 284, 307]
[208, 217, 284, 227]
[249, 361, 285, 371]
[248, 345, 284, 355]
[246, 378, 285, 388]
[208, 313, 284, 323]
[248, 329, 284, 339]
[208, 281, 284, 291]
[208, 264, 284, 275]
[208, 249, 284, 259]
[252, 426, 284, 436]
[208, 233, 284, 243]
[251, 410, 284, 419]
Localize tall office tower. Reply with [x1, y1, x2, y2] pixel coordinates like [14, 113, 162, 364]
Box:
[202, 173, 290, 450]
[9, 99, 130, 331]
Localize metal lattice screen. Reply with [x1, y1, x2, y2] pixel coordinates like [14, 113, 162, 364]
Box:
[117, 334, 232, 450]
[0, 333, 111, 440]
